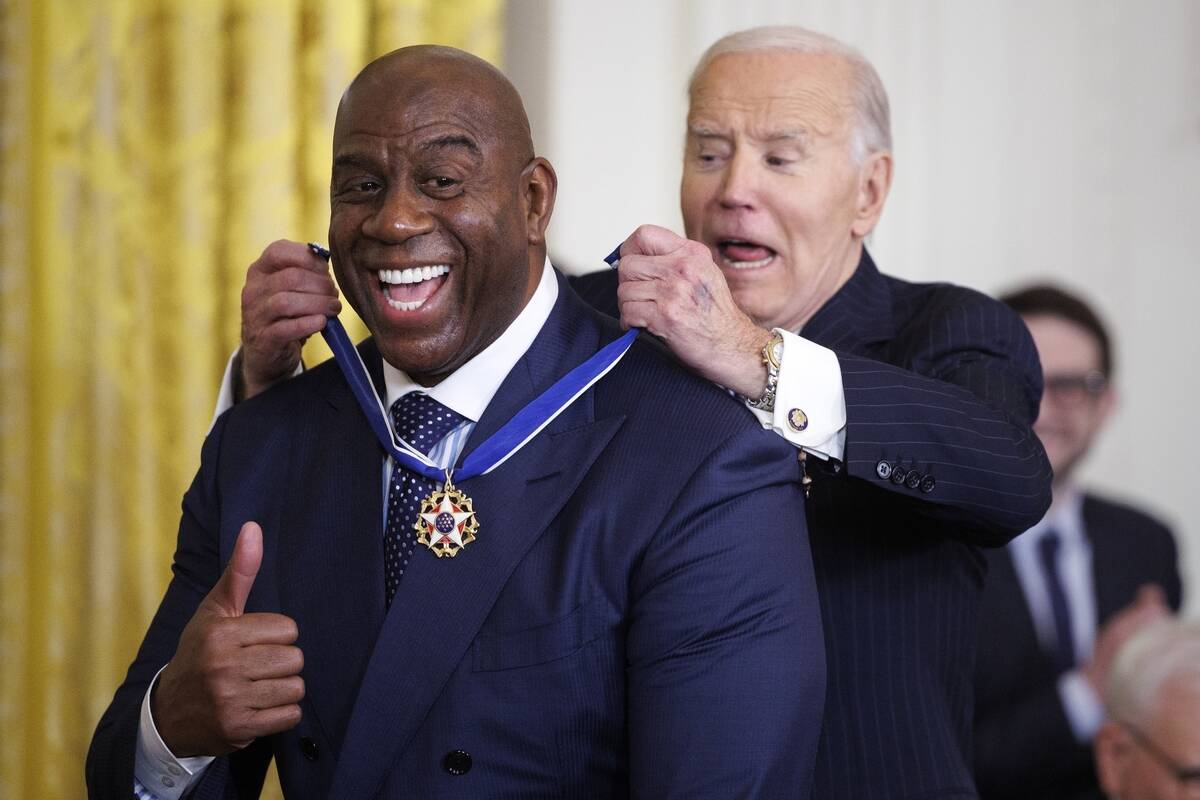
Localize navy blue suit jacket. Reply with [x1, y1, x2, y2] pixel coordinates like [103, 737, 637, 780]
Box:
[573, 250, 1053, 799]
[87, 278, 826, 798]
[975, 493, 1182, 800]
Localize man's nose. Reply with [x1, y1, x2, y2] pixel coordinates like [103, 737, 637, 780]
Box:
[717, 151, 759, 210]
[361, 185, 435, 242]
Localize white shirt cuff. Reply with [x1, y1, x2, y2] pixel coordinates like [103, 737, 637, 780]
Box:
[1057, 669, 1105, 743]
[744, 330, 846, 460]
[135, 666, 214, 799]
[211, 348, 305, 429]
[211, 350, 241, 430]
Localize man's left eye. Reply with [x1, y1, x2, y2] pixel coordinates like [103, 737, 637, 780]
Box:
[426, 176, 458, 189]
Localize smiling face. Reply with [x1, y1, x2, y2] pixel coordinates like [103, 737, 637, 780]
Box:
[680, 50, 891, 331]
[329, 48, 554, 384]
[1023, 313, 1115, 484]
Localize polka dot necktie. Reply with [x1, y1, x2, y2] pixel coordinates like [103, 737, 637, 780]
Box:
[384, 392, 466, 607]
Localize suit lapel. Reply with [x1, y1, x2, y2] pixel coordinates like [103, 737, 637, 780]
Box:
[1083, 495, 1123, 622]
[986, 549, 1046, 667]
[276, 342, 388, 754]
[329, 280, 628, 799]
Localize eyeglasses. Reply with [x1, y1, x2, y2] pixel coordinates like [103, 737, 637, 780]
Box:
[1043, 370, 1108, 406]
[1120, 720, 1200, 796]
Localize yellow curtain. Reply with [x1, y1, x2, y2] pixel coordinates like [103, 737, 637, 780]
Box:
[0, 1, 502, 796]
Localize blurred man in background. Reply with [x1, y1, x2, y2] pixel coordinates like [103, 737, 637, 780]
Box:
[1095, 620, 1200, 800]
[975, 284, 1182, 799]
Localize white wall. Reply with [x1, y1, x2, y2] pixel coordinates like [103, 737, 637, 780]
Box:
[505, 0, 1200, 612]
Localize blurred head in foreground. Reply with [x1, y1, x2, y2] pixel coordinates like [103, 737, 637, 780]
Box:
[1095, 620, 1200, 800]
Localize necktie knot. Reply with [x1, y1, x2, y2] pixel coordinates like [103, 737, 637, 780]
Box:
[390, 392, 466, 456]
[1037, 529, 1061, 564]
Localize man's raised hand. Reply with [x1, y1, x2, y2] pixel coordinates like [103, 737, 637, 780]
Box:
[152, 522, 305, 757]
[615, 224, 772, 399]
[238, 240, 341, 401]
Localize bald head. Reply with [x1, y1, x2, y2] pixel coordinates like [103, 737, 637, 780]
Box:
[337, 45, 533, 165]
[326, 44, 557, 384]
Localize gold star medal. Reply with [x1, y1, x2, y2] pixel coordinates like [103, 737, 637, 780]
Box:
[318, 286, 639, 564]
[414, 476, 479, 558]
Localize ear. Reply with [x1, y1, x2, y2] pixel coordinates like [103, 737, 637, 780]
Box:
[522, 157, 558, 246]
[850, 150, 893, 239]
[1094, 721, 1131, 798]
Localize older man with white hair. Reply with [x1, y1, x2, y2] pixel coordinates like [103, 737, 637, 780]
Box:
[1095, 621, 1200, 800]
[585, 26, 1052, 798]
[219, 26, 1052, 798]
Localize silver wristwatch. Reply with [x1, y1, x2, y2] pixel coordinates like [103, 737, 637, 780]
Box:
[745, 330, 784, 412]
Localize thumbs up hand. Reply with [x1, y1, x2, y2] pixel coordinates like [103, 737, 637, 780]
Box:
[153, 522, 305, 757]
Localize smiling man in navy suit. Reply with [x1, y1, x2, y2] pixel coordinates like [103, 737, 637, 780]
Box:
[86, 46, 825, 799]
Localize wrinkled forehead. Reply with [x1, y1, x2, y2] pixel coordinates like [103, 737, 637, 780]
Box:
[687, 51, 857, 138]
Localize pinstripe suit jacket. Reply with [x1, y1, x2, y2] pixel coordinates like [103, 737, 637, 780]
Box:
[974, 493, 1182, 800]
[572, 249, 1053, 799]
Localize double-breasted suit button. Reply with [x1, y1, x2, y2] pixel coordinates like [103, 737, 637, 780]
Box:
[875, 460, 892, 479]
[443, 750, 472, 775]
[890, 466, 908, 485]
[920, 475, 936, 493]
[905, 471, 922, 490]
[299, 737, 319, 762]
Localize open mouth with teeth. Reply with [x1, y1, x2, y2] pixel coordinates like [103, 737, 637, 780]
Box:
[378, 264, 451, 312]
[717, 239, 777, 270]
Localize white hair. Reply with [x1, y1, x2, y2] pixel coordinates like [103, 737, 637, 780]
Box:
[688, 25, 892, 164]
[1105, 620, 1200, 726]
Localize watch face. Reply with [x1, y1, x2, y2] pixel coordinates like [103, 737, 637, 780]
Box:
[767, 337, 784, 369]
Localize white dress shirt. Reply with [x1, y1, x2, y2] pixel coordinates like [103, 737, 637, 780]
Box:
[136, 259, 558, 798]
[1007, 486, 1104, 742]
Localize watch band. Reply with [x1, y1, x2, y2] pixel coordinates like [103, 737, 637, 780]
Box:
[745, 330, 785, 412]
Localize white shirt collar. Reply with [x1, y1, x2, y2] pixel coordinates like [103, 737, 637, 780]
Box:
[382, 257, 558, 422]
[1007, 481, 1097, 665]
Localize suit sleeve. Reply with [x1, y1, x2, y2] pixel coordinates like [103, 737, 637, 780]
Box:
[625, 427, 825, 799]
[835, 293, 1052, 547]
[86, 413, 271, 800]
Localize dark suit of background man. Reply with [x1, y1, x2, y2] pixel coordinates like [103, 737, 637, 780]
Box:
[87, 45, 827, 799]
[974, 284, 1182, 800]
[215, 26, 1052, 800]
